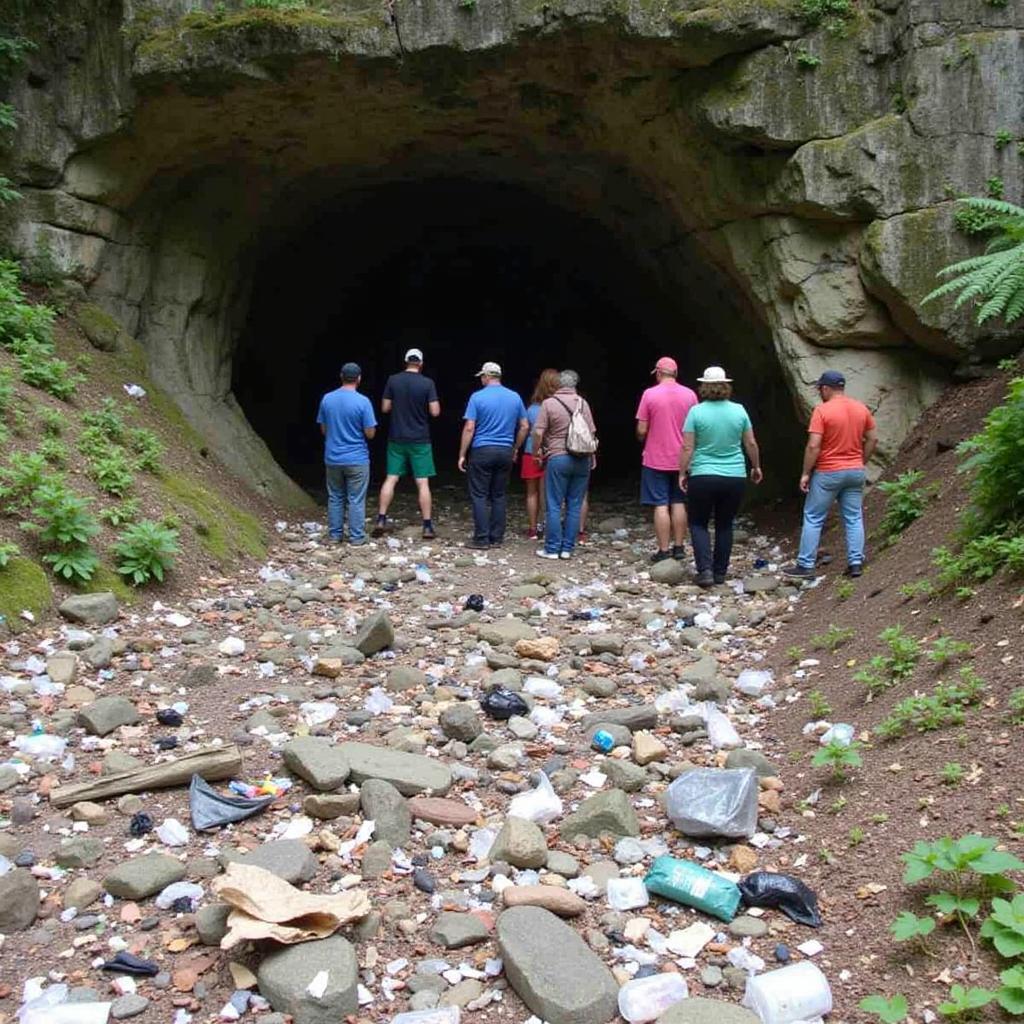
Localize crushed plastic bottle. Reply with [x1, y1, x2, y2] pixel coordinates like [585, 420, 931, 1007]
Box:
[617, 973, 688, 1023]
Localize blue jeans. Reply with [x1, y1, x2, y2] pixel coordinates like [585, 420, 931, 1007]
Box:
[797, 468, 866, 568]
[325, 463, 370, 542]
[544, 454, 591, 554]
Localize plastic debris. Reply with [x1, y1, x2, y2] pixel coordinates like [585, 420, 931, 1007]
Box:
[480, 688, 529, 720]
[227, 777, 292, 799]
[507, 772, 562, 824]
[820, 722, 854, 747]
[155, 817, 189, 847]
[606, 877, 649, 911]
[155, 881, 204, 911]
[742, 961, 832, 1024]
[665, 767, 759, 839]
[13, 730, 66, 761]
[644, 856, 741, 922]
[156, 708, 184, 727]
[100, 952, 159, 976]
[698, 702, 742, 749]
[390, 1008, 461, 1024]
[128, 811, 154, 837]
[190, 775, 274, 831]
[735, 669, 773, 696]
[19, 980, 111, 1024]
[617, 973, 689, 1023]
[738, 872, 822, 928]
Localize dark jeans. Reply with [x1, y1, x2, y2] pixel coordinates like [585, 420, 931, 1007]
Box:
[467, 445, 514, 544]
[687, 474, 746, 575]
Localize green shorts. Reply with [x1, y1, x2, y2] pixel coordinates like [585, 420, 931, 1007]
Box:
[386, 441, 436, 479]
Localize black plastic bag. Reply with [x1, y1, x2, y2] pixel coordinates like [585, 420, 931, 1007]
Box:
[156, 708, 184, 727]
[464, 594, 485, 612]
[188, 774, 273, 831]
[128, 811, 154, 837]
[101, 952, 159, 976]
[739, 871, 822, 927]
[156, 736, 178, 750]
[480, 687, 528, 720]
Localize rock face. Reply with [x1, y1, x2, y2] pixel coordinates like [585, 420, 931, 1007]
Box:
[339, 742, 452, 796]
[257, 934, 358, 1024]
[497, 906, 619, 1024]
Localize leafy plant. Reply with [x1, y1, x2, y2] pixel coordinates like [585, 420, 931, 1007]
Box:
[0, 366, 12, 415]
[890, 910, 936, 951]
[786, 644, 804, 663]
[81, 398, 127, 443]
[878, 470, 936, 541]
[810, 624, 855, 652]
[26, 480, 100, 550]
[20, 242, 65, 288]
[933, 531, 1024, 585]
[988, 177, 1006, 200]
[997, 130, 1015, 150]
[876, 668, 986, 739]
[795, 49, 821, 69]
[929, 636, 972, 666]
[849, 826, 865, 847]
[812, 739, 863, 780]
[859, 994, 908, 1024]
[981, 894, 1024, 958]
[38, 437, 66, 466]
[1008, 687, 1024, 725]
[855, 625, 921, 695]
[242, 0, 305, 7]
[0, 175, 21, 205]
[941, 761, 965, 785]
[42, 546, 99, 583]
[808, 689, 832, 719]
[89, 450, 134, 496]
[0, 451, 50, 511]
[938, 985, 994, 1018]
[0, 540, 17, 567]
[36, 405, 67, 436]
[799, 0, 852, 33]
[996, 965, 1024, 1015]
[0, 101, 16, 134]
[902, 834, 1024, 890]
[126, 427, 162, 472]
[899, 579, 935, 600]
[835, 579, 854, 600]
[99, 498, 140, 527]
[114, 519, 179, 585]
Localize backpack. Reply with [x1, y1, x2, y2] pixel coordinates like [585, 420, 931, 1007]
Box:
[554, 396, 599, 457]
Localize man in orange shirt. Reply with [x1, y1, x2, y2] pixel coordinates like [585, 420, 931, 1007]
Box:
[783, 370, 877, 579]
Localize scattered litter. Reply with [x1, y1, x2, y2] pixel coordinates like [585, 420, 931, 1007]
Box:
[738, 872, 822, 928]
[100, 952, 159, 976]
[820, 722, 854, 747]
[480, 689, 528, 720]
[644, 856, 741, 922]
[155, 881, 204, 911]
[743, 961, 832, 1024]
[507, 772, 562, 824]
[617, 973, 688, 1023]
[665, 767, 759, 839]
[190, 775, 274, 831]
[155, 817, 189, 847]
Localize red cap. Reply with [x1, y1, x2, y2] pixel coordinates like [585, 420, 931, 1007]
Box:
[652, 356, 678, 375]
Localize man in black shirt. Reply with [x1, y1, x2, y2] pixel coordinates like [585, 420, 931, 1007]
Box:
[372, 348, 441, 539]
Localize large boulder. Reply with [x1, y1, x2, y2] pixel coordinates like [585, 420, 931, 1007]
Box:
[339, 742, 452, 796]
[58, 592, 119, 624]
[257, 934, 358, 1024]
[353, 612, 394, 656]
[282, 737, 350, 791]
[497, 906, 618, 1024]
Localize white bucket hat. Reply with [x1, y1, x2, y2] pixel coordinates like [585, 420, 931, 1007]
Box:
[697, 365, 732, 383]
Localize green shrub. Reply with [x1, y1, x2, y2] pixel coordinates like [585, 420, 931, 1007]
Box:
[810, 624, 855, 651]
[78, 424, 115, 460]
[0, 366, 12, 415]
[0, 451, 51, 511]
[36, 404, 67, 436]
[89, 450, 134, 496]
[26, 479, 100, 549]
[114, 519, 179, 585]
[1009, 687, 1024, 725]
[799, 0, 852, 32]
[99, 498, 140, 527]
[876, 667, 986, 739]
[126, 427, 163, 472]
[42, 546, 98, 583]
[16, 343, 81, 400]
[854, 625, 921, 694]
[812, 739, 863, 780]
[38, 437, 66, 466]
[877, 470, 935, 541]
[0, 539, 17, 567]
[19, 242, 65, 288]
[933, 531, 1024, 585]
[81, 398, 127, 443]
[928, 635, 972, 667]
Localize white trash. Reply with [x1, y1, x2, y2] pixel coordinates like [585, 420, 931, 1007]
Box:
[523, 677, 562, 700]
[218, 637, 246, 657]
[508, 772, 562, 824]
[390, 1008, 460, 1024]
[742, 961, 832, 1024]
[820, 723, 854, 747]
[155, 881, 204, 910]
[606, 877, 649, 911]
[13, 733, 67, 760]
[617, 973, 689, 1023]
[155, 818, 189, 847]
[699, 702, 742, 750]
[735, 669, 773, 696]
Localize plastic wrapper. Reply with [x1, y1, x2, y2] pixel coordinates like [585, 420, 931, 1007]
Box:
[391, 1008, 461, 1024]
[606, 877, 649, 911]
[480, 688, 528, 720]
[155, 817, 189, 847]
[128, 811, 153, 836]
[643, 855, 741, 922]
[665, 767, 758, 839]
[617, 974, 688, 1023]
[699, 701, 742, 749]
[101, 952, 159, 976]
[738, 871, 822, 927]
[735, 669, 773, 696]
[156, 708, 184, 727]
[155, 881, 204, 911]
[508, 772, 562, 823]
[13, 733, 66, 760]
[189, 775, 273, 831]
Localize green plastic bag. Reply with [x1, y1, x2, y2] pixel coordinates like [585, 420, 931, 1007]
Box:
[644, 855, 741, 922]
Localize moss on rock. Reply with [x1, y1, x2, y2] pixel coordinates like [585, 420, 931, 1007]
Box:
[75, 303, 130, 352]
[82, 566, 135, 604]
[0, 557, 53, 634]
[160, 472, 266, 564]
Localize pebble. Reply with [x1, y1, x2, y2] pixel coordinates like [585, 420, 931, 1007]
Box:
[111, 994, 150, 1019]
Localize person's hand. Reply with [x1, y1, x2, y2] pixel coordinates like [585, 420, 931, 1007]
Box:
[458, 456, 467, 473]
[678, 473, 688, 493]
[799, 473, 811, 493]
[512, 449, 520, 464]
[750, 467, 763, 485]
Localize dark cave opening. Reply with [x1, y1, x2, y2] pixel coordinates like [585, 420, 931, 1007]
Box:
[234, 178, 801, 496]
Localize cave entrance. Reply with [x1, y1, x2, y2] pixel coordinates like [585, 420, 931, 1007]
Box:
[233, 177, 800, 497]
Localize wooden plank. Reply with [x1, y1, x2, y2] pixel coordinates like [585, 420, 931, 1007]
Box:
[50, 744, 243, 809]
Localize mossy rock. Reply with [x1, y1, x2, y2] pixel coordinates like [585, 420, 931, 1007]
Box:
[82, 566, 135, 604]
[160, 472, 267, 564]
[75, 304, 130, 353]
[0, 557, 53, 634]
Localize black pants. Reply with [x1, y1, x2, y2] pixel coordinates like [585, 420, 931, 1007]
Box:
[467, 445, 514, 544]
[687, 474, 746, 575]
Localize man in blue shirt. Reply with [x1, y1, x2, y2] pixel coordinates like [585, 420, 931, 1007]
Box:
[316, 362, 377, 545]
[458, 361, 529, 549]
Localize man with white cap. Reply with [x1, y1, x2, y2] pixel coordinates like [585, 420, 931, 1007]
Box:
[459, 361, 529, 549]
[373, 348, 441, 540]
[636, 356, 698, 562]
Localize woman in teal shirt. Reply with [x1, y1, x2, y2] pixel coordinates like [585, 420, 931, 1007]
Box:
[678, 366, 763, 587]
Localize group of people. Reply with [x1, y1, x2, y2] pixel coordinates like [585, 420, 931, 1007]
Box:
[316, 350, 877, 583]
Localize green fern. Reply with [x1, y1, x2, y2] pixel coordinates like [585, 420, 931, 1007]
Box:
[925, 198, 1024, 324]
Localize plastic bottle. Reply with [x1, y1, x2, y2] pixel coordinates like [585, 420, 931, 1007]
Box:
[742, 961, 832, 1024]
[617, 973, 689, 1023]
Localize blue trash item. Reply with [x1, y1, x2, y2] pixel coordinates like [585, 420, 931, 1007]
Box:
[592, 729, 615, 753]
[644, 855, 741, 922]
[188, 774, 274, 831]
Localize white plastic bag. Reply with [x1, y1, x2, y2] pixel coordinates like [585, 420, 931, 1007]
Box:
[155, 881, 204, 910]
[606, 877, 649, 910]
[156, 818, 189, 847]
[13, 733, 66, 760]
[735, 669, 773, 697]
[700, 701, 741, 749]
[820, 723, 854, 747]
[508, 772, 562, 824]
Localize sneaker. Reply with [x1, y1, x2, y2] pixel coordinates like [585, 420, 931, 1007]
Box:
[781, 563, 814, 579]
[713, 573, 727, 585]
[466, 539, 489, 550]
[536, 549, 559, 560]
[559, 551, 572, 560]
[348, 537, 368, 547]
[422, 525, 436, 540]
[695, 569, 714, 588]
[371, 520, 388, 538]
[844, 563, 863, 578]
[577, 531, 589, 545]
[671, 545, 686, 561]
[650, 549, 673, 564]
[526, 529, 539, 541]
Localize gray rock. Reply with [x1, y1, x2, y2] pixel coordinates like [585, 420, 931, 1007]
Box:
[386, 665, 428, 691]
[360, 778, 411, 846]
[602, 760, 648, 793]
[0, 765, 19, 791]
[65, 876, 102, 910]
[657, 997, 759, 1024]
[582, 861, 620, 895]
[56, 836, 105, 868]
[586, 722, 631, 749]
[104, 855, 186, 899]
[282, 737, 350, 791]
[58, 592, 119, 625]
[700, 966, 723, 989]
[440, 703, 483, 741]
[561, 789, 639, 839]
[508, 715, 538, 739]
[353, 611, 394, 655]
[477, 619, 537, 646]
[258, 934, 358, 1024]
[303, 792, 361, 819]
[233, 840, 317, 884]
[0, 869, 39, 931]
[181, 663, 219, 688]
[581, 704, 658, 733]
[728, 915, 769, 938]
[498, 906, 618, 1024]
[486, 668, 523, 691]
[725, 748, 778, 778]
[650, 559, 686, 585]
[321, 645, 365, 665]
[742, 576, 779, 594]
[78, 696, 140, 736]
[678, 657, 718, 684]
[339, 742, 452, 796]
[580, 677, 617, 698]
[429, 911, 490, 948]
[440, 978, 485, 1008]
[545, 850, 580, 878]
[590, 634, 624, 655]
[82, 637, 115, 669]
[111, 994, 150, 1019]
[489, 816, 547, 868]
[196, 903, 231, 945]
[103, 750, 144, 775]
[693, 677, 730, 704]
[361, 840, 393, 878]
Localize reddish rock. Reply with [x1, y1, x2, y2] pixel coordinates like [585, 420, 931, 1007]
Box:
[407, 797, 479, 827]
[502, 885, 587, 917]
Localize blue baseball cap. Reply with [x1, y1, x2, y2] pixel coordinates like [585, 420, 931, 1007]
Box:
[814, 370, 846, 388]
[340, 362, 361, 380]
